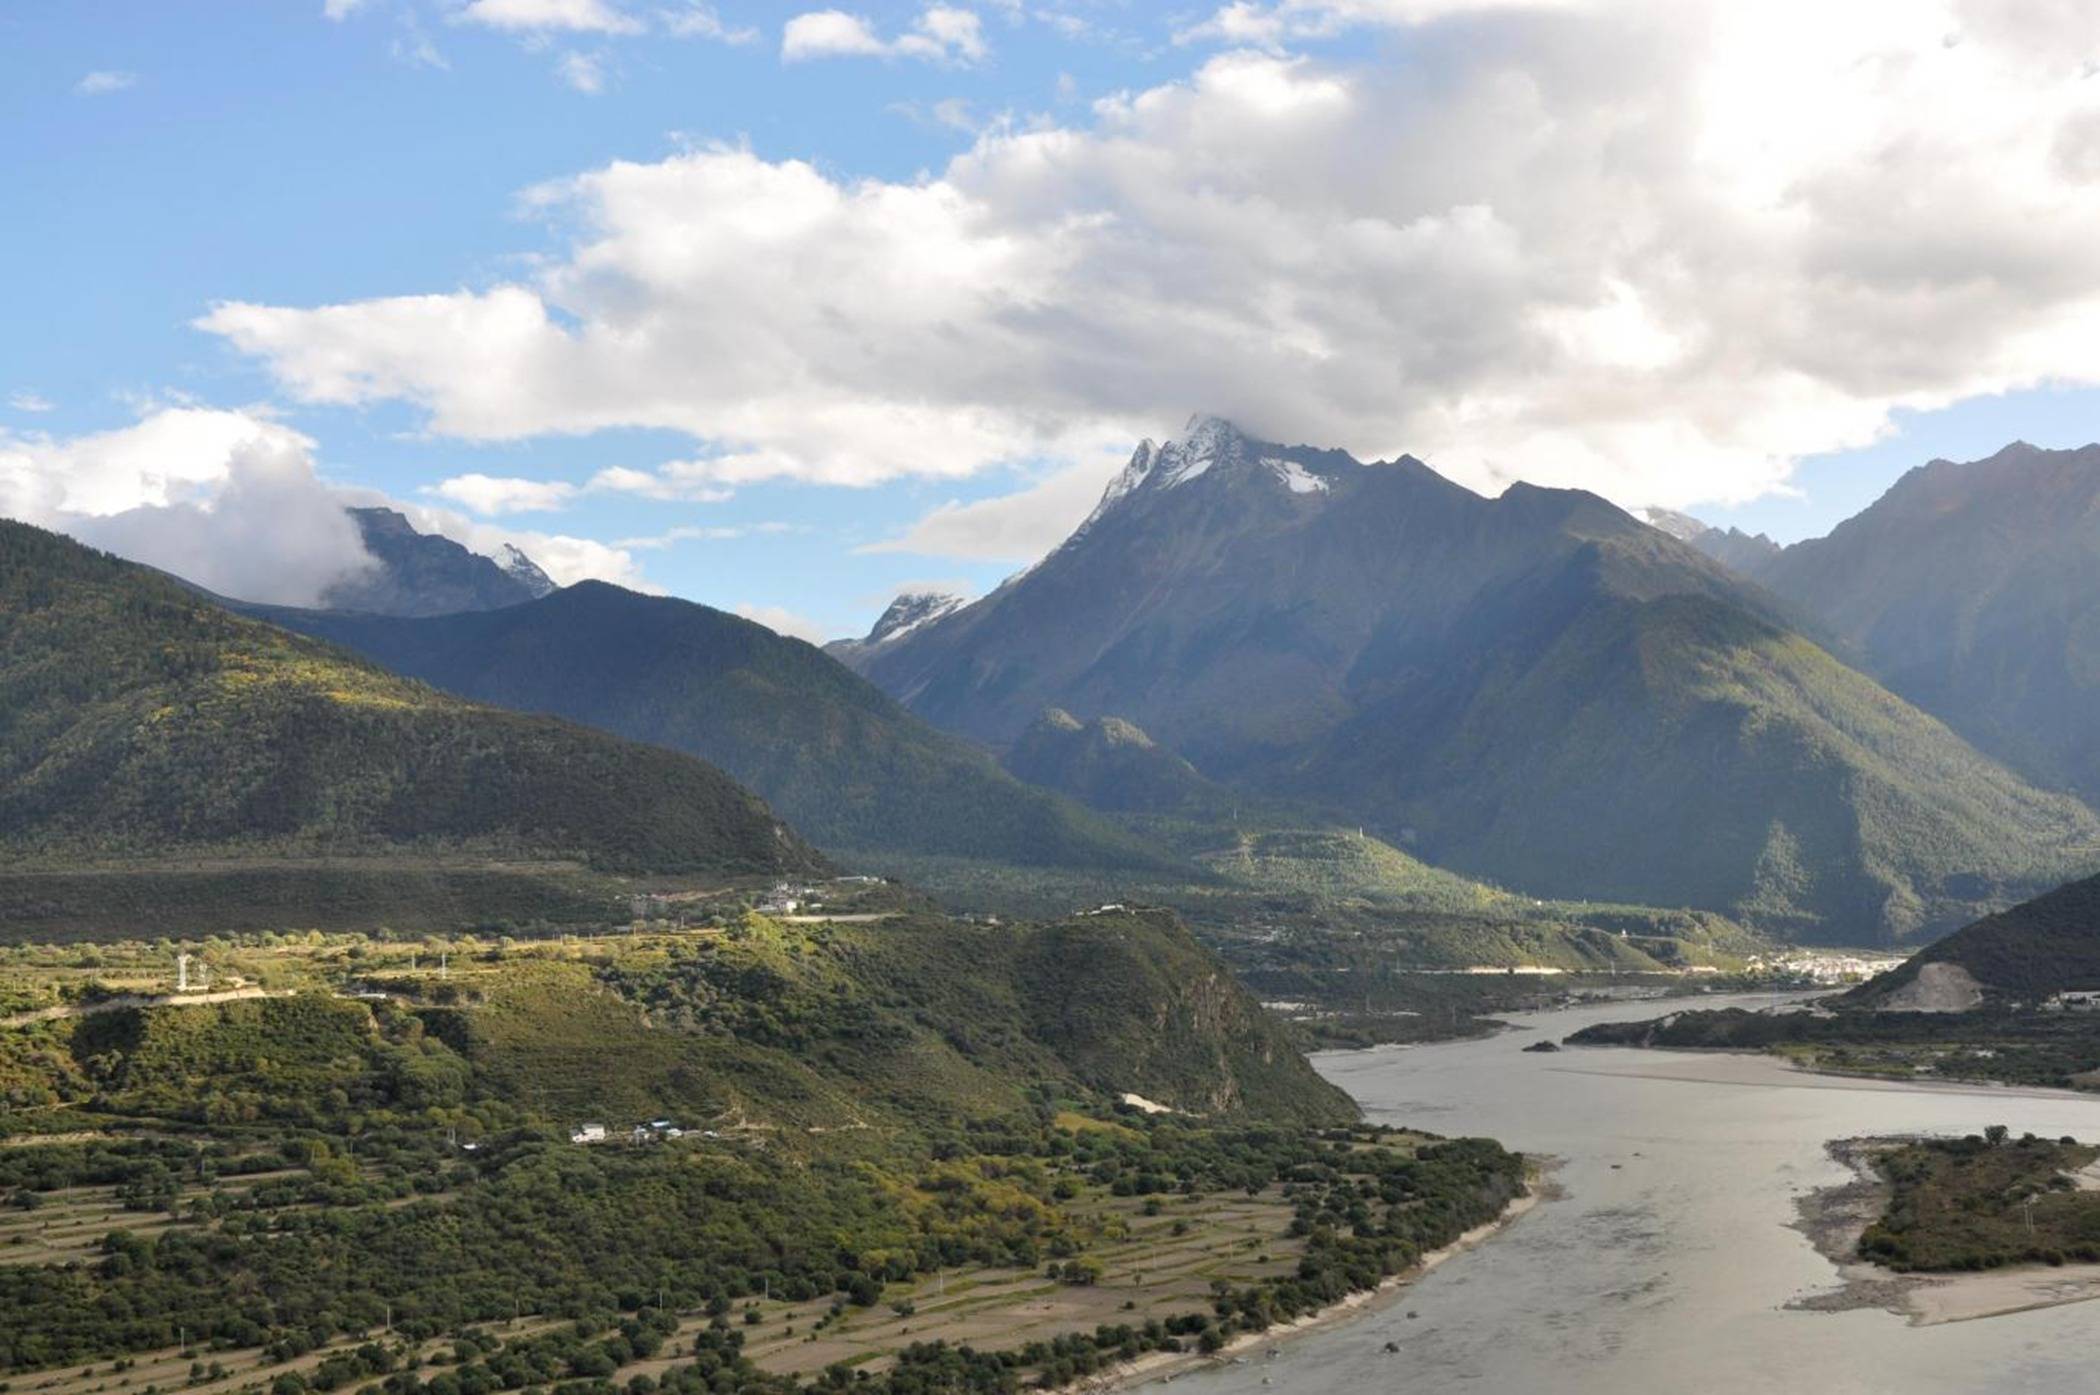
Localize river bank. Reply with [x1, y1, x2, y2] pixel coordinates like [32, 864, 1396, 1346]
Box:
[1086, 1172, 1546, 1391]
[1790, 1136, 2100, 1325]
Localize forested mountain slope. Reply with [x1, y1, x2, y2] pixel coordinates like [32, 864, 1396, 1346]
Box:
[244, 582, 1168, 872]
[0, 521, 819, 879]
[1754, 442, 2100, 806]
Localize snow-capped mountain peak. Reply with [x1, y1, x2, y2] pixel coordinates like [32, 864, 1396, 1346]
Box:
[866, 590, 965, 646]
[498, 543, 557, 598]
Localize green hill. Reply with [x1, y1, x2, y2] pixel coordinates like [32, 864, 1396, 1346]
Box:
[0, 521, 822, 890]
[242, 583, 1170, 874]
[1, 906, 1354, 1135]
[1853, 873, 2100, 1003]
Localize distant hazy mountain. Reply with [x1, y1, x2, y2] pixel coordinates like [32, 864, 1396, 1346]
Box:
[1635, 507, 1782, 573]
[0, 520, 820, 878]
[242, 581, 1169, 873]
[845, 416, 2098, 942]
[1756, 442, 2100, 805]
[1003, 708, 1224, 815]
[319, 507, 551, 616]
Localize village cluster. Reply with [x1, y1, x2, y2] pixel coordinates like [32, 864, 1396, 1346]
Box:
[568, 1118, 722, 1146]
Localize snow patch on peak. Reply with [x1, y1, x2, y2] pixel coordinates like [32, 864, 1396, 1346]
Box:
[1173, 412, 1241, 451]
[1264, 457, 1329, 494]
[1154, 415, 1252, 488]
[866, 590, 964, 645]
[1073, 439, 1160, 538]
[1636, 507, 1711, 542]
[498, 543, 557, 598]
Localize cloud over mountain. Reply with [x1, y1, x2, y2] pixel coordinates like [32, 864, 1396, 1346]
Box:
[199, 1, 2100, 562]
[0, 406, 654, 602]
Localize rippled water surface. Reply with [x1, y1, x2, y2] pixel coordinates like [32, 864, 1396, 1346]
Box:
[1163, 994, 2100, 1395]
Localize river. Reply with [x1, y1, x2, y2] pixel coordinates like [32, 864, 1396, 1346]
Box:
[1162, 993, 2100, 1394]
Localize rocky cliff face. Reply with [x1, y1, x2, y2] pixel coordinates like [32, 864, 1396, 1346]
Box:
[320, 508, 552, 616]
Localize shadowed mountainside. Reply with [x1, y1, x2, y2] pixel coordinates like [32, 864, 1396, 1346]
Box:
[239, 582, 1172, 874]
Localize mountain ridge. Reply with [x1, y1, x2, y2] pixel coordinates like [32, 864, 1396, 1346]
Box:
[844, 417, 2099, 942]
[1752, 440, 2100, 806]
[236, 580, 1174, 874]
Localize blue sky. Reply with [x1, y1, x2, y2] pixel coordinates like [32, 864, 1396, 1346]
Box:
[5, 1, 2097, 639]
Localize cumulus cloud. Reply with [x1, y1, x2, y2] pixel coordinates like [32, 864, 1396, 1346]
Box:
[0, 406, 658, 602]
[74, 71, 137, 96]
[782, 6, 986, 63]
[0, 408, 376, 605]
[201, 1, 2100, 562]
[7, 391, 54, 413]
[428, 472, 579, 514]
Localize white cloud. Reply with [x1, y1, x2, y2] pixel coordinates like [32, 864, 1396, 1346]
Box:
[7, 391, 54, 414]
[457, 0, 643, 34]
[614, 521, 792, 548]
[891, 96, 980, 132]
[1176, 0, 1576, 47]
[323, 0, 370, 19]
[392, 19, 451, 70]
[74, 71, 137, 96]
[0, 405, 664, 602]
[201, 2, 2100, 557]
[782, 11, 888, 58]
[556, 50, 607, 91]
[0, 408, 376, 606]
[783, 6, 986, 63]
[330, 487, 656, 589]
[428, 472, 580, 514]
[865, 459, 1121, 561]
[732, 602, 830, 643]
[588, 463, 734, 502]
[662, 2, 757, 43]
